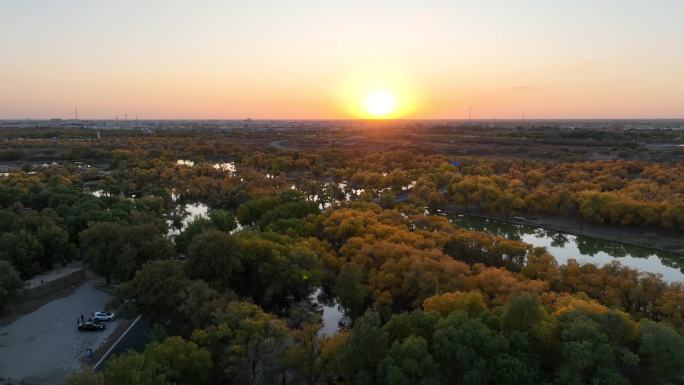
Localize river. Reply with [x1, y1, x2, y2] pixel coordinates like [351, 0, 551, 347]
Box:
[450, 215, 684, 283]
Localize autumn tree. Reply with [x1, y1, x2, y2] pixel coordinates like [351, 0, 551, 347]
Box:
[192, 301, 290, 385]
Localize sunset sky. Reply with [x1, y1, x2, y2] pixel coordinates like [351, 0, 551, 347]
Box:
[1, 0, 683, 119]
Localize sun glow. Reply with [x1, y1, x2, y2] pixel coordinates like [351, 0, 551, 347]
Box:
[338, 69, 420, 119]
[363, 90, 397, 118]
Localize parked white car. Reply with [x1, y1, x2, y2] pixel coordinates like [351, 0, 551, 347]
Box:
[93, 311, 115, 321]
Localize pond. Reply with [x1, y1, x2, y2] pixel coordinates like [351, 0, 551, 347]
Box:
[310, 288, 345, 337]
[167, 202, 209, 237]
[450, 215, 684, 283]
[176, 159, 237, 175]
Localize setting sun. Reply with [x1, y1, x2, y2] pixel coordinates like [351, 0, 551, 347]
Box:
[339, 69, 419, 119]
[363, 91, 396, 118]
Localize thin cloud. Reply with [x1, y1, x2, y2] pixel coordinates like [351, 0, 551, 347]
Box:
[572, 60, 597, 71]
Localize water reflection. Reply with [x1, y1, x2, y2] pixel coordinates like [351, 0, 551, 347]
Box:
[293, 180, 416, 211]
[212, 162, 236, 173]
[87, 189, 108, 198]
[167, 202, 209, 237]
[450, 215, 684, 282]
[310, 288, 344, 337]
[176, 159, 195, 167]
[176, 159, 237, 175]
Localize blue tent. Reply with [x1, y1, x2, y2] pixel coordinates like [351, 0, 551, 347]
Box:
[450, 160, 461, 167]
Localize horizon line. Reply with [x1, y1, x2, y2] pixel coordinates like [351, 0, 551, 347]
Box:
[1, 117, 684, 122]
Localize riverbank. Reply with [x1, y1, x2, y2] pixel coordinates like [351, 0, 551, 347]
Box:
[445, 207, 684, 257]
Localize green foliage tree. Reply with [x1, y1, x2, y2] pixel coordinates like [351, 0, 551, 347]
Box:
[337, 310, 388, 385]
[186, 230, 243, 291]
[236, 196, 281, 227]
[638, 320, 684, 384]
[0, 260, 23, 313]
[554, 312, 627, 385]
[36, 223, 73, 266]
[111, 260, 190, 325]
[233, 232, 323, 309]
[102, 352, 169, 385]
[0, 230, 43, 278]
[98, 337, 212, 385]
[192, 301, 290, 385]
[432, 311, 505, 385]
[65, 367, 105, 385]
[381, 310, 440, 347]
[208, 209, 238, 232]
[143, 336, 214, 385]
[380, 335, 440, 385]
[174, 217, 213, 254]
[500, 295, 546, 334]
[236, 193, 318, 234]
[175, 210, 238, 254]
[335, 262, 368, 320]
[80, 222, 174, 283]
[173, 279, 236, 336]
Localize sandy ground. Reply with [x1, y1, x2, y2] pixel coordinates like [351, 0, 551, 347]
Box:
[25, 262, 84, 289]
[0, 279, 118, 385]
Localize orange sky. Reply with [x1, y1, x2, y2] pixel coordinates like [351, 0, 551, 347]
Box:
[1, 1, 683, 119]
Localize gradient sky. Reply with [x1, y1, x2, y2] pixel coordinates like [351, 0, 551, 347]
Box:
[1, 0, 683, 119]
